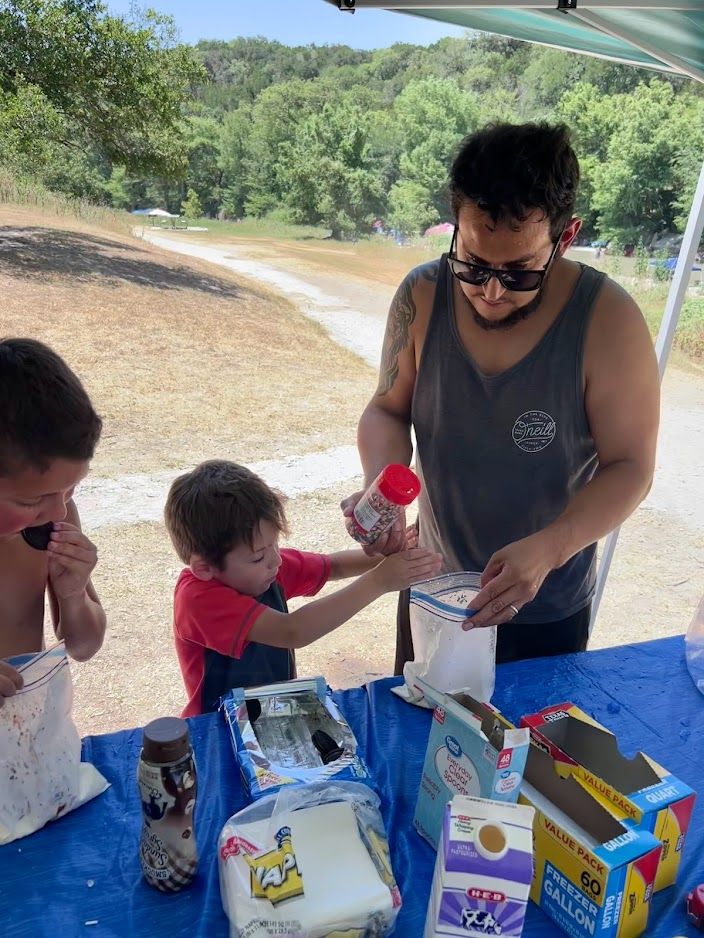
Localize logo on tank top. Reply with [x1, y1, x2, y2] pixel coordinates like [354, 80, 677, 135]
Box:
[512, 410, 556, 453]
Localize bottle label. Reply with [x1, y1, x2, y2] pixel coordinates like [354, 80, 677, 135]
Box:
[353, 498, 382, 533]
[138, 753, 198, 892]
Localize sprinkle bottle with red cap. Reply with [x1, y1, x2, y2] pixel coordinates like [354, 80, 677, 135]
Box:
[348, 464, 421, 546]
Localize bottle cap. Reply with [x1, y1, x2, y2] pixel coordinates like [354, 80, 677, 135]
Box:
[377, 464, 421, 507]
[142, 717, 191, 764]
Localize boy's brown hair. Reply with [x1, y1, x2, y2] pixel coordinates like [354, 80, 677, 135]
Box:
[164, 460, 289, 569]
[0, 338, 102, 475]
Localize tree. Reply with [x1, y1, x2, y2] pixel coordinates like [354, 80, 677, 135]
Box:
[669, 96, 704, 233]
[181, 188, 202, 219]
[180, 114, 224, 216]
[276, 99, 384, 238]
[388, 77, 479, 230]
[388, 180, 438, 235]
[590, 81, 695, 242]
[242, 79, 329, 216]
[0, 0, 205, 175]
[218, 104, 253, 218]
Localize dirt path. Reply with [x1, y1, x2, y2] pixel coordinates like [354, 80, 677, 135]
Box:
[138, 231, 704, 659]
[139, 231, 389, 369]
[78, 445, 361, 532]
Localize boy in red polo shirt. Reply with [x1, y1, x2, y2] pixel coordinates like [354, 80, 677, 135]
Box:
[164, 460, 440, 716]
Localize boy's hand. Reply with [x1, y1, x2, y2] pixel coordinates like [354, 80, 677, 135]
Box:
[373, 548, 442, 593]
[47, 522, 98, 603]
[341, 490, 409, 556]
[0, 660, 23, 707]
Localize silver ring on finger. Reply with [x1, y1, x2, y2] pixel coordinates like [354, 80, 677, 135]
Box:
[508, 604, 519, 617]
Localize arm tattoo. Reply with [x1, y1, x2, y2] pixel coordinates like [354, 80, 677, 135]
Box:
[377, 261, 439, 396]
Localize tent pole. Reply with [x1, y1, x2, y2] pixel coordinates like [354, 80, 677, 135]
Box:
[654, 157, 704, 373]
[591, 154, 704, 629]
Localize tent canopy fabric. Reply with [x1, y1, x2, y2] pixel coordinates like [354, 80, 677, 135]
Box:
[325, 2, 704, 84]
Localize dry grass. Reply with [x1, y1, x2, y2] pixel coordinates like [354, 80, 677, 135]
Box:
[1, 206, 375, 479]
[0, 173, 131, 238]
[195, 232, 437, 291]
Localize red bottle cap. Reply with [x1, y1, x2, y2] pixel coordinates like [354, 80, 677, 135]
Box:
[377, 464, 421, 506]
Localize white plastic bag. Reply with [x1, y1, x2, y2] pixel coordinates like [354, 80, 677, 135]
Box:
[0, 644, 109, 844]
[685, 594, 704, 695]
[393, 571, 496, 708]
[218, 781, 401, 938]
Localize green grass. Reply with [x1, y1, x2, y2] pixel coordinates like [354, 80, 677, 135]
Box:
[621, 282, 704, 359]
[184, 216, 331, 241]
[632, 283, 671, 336]
[673, 297, 704, 358]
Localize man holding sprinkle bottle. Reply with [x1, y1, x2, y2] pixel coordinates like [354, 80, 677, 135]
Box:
[342, 122, 659, 672]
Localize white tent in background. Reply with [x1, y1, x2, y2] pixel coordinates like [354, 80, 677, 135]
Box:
[145, 208, 179, 219]
[323, 0, 704, 627]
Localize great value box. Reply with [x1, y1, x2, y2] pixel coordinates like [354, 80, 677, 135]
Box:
[413, 680, 530, 850]
[521, 702, 695, 891]
[519, 744, 662, 938]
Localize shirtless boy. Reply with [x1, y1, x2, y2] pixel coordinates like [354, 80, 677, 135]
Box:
[0, 338, 105, 706]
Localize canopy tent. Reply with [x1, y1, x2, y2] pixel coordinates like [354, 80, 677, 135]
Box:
[324, 0, 704, 625]
[146, 208, 179, 219]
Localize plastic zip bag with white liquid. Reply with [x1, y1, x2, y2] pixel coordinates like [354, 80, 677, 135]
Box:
[0, 643, 109, 844]
[392, 571, 496, 708]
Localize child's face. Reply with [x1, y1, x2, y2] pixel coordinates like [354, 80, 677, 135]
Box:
[0, 459, 90, 539]
[215, 520, 282, 597]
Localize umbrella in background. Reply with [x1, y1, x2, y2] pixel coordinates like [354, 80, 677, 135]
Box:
[424, 222, 454, 237]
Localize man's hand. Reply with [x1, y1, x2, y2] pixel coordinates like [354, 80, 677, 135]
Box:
[463, 530, 561, 629]
[47, 522, 98, 603]
[340, 490, 408, 556]
[372, 548, 442, 593]
[0, 660, 23, 708]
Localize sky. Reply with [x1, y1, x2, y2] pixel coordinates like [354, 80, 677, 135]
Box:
[105, 0, 467, 49]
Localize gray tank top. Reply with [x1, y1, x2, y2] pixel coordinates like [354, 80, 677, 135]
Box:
[412, 258, 604, 623]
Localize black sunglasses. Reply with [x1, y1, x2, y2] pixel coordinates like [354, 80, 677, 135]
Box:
[447, 225, 565, 293]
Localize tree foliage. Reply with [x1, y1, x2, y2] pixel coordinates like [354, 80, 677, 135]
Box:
[3, 25, 703, 243]
[0, 0, 205, 178]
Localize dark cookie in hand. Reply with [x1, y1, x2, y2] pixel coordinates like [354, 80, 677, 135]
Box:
[21, 522, 54, 551]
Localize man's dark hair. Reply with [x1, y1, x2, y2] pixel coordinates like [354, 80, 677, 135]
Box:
[450, 122, 580, 239]
[0, 338, 102, 476]
[164, 460, 289, 570]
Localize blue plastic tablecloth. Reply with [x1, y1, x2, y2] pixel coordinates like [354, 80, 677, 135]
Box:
[1, 635, 702, 937]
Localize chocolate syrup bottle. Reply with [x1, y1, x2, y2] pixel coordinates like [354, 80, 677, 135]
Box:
[137, 717, 198, 892]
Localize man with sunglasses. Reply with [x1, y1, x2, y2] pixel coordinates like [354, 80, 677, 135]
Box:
[342, 121, 659, 669]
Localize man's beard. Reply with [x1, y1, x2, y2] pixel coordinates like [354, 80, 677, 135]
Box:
[463, 282, 546, 331]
